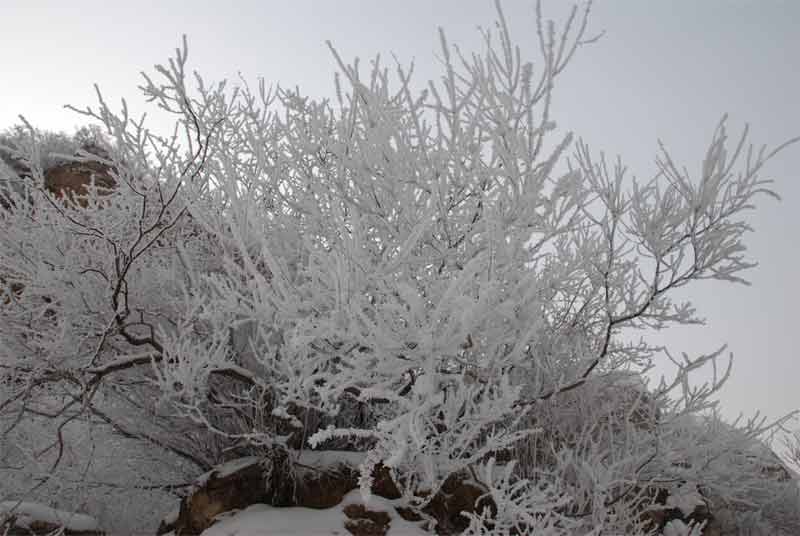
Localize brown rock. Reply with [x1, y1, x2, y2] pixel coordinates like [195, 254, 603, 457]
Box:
[370, 464, 401, 500]
[394, 506, 424, 523]
[639, 485, 713, 536]
[26, 520, 62, 534]
[343, 504, 392, 536]
[160, 453, 362, 535]
[293, 465, 360, 509]
[161, 457, 270, 536]
[160, 454, 495, 536]
[421, 473, 490, 535]
[44, 161, 116, 206]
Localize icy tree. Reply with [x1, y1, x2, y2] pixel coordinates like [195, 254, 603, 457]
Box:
[1, 1, 798, 533]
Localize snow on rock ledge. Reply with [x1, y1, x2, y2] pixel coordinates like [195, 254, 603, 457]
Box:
[199, 490, 428, 536]
[157, 451, 489, 535]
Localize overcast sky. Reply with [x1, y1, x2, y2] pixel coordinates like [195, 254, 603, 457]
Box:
[2, 0, 798, 426]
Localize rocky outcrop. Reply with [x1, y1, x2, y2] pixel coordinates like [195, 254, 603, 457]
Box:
[640, 446, 796, 536]
[420, 475, 488, 534]
[157, 452, 492, 536]
[0, 156, 114, 298]
[343, 503, 392, 536]
[641, 485, 714, 535]
[43, 160, 116, 205]
[161, 457, 270, 536]
[0, 142, 116, 209]
[157, 453, 364, 536]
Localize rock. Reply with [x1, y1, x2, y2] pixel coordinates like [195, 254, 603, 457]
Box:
[639, 484, 713, 535]
[159, 452, 494, 536]
[158, 452, 363, 535]
[0, 141, 115, 210]
[292, 462, 360, 509]
[159, 457, 270, 536]
[369, 464, 402, 500]
[343, 504, 392, 536]
[418, 473, 490, 535]
[43, 160, 116, 206]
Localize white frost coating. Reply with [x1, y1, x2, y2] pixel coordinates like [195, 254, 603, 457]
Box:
[272, 406, 303, 428]
[0, 501, 99, 532]
[665, 483, 705, 517]
[2, 0, 798, 534]
[662, 518, 706, 536]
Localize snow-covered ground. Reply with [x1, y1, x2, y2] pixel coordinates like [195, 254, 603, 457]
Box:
[0, 501, 99, 533]
[0, 412, 195, 535]
[196, 490, 428, 536]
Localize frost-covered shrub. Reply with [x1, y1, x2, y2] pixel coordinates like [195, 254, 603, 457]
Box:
[1, 1, 798, 534]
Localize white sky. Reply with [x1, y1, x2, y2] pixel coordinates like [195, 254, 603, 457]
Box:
[2, 0, 798, 426]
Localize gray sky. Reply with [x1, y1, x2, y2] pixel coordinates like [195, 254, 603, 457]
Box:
[2, 0, 798, 426]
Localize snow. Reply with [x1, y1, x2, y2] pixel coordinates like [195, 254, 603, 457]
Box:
[215, 456, 263, 478]
[665, 483, 705, 517]
[161, 505, 180, 527]
[662, 518, 705, 536]
[0, 501, 99, 532]
[200, 490, 429, 536]
[295, 449, 366, 471]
